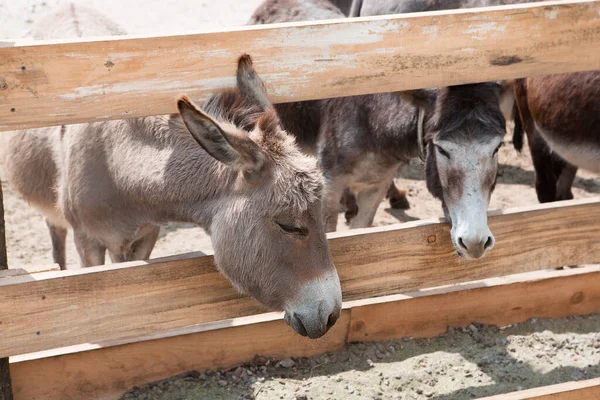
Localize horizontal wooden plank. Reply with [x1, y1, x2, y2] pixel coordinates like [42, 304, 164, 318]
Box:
[333, 198, 600, 300]
[10, 266, 600, 400]
[0, 0, 599, 131]
[11, 311, 352, 400]
[348, 264, 600, 342]
[0, 199, 599, 357]
[480, 378, 600, 399]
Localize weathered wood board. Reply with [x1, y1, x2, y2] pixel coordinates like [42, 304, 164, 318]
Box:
[0, 0, 599, 131]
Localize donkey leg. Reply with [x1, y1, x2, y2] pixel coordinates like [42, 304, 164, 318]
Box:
[73, 230, 106, 267]
[341, 188, 359, 223]
[108, 225, 161, 263]
[46, 220, 67, 270]
[349, 181, 389, 229]
[528, 134, 559, 203]
[130, 225, 160, 260]
[323, 176, 348, 233]
[556, 163, 577, 201]
[386, 182, 410, 210]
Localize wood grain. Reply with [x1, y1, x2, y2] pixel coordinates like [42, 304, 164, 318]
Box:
[0, 0, 599, 131]
[331, 198, 600, 300]
[9, 267, 600, 400]
[479, 378, 600, 399]
[0, 199, 599, 358]
[11, 311, 351, 400]
[348, 265, 600, 342]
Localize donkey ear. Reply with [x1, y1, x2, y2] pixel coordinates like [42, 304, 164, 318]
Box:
[236, 54, 273, 111]
[177, 95, 264, 175]
[395, 89, 437, 110]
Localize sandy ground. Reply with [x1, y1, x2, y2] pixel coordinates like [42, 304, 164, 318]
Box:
[0, 1, 599, 399]
[119, 315, 600, 400]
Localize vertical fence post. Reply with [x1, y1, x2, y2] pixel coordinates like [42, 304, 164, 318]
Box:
[0, 183, 14, 400]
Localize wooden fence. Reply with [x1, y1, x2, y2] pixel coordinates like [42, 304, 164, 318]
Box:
[1, 1, 599, 399]
[1, 0, 599, 132]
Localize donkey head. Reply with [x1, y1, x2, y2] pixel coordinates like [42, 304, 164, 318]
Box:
[177, 55, 342, 338]
[403, 83, 506, 259]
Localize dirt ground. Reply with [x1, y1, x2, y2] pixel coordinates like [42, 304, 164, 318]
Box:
[0, 1, 599, 399]
[119, 315, 600, 400]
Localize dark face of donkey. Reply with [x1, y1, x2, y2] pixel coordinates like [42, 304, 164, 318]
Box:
[177, 55, 342, 338]
[409, 84, 506, 259]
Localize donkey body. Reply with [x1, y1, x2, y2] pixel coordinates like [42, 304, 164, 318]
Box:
[251, 0, 506, 259]
[7, 6, 341, 339]
[6, 4, 128, 269]
[512, 102, 579, 203]
[357, 0, 541, 16]
[512, 72, 600, 201]
[327, 0, 353, 15]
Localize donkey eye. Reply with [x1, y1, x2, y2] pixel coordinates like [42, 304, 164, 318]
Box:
[277, 222, 308, 236]
[435, 145, 451, 159]
[493, 142, 504, 156]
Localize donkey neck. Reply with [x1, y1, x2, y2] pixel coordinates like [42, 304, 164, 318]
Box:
[108, 115, 242, 230]
[366, 93, 423, 162]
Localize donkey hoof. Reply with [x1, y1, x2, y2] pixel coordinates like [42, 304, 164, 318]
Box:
[389, 196, 410, 210]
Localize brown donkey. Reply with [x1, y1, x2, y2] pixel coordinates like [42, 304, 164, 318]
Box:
[512, 102, 579, 203]
[251, 0, 507, 259]
[7, 54, 342, 339]
[512, 72, 600, 199]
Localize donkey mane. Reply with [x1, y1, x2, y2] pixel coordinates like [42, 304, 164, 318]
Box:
[427, 84, 506, 142]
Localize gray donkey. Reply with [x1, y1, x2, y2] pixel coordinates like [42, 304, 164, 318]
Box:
[344, 0, 546, 206]
[7, 6, 341, 339]
[251, 0, 509, 260]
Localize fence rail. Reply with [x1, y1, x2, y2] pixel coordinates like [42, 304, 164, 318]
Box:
[9, 264, 600, 400]
[1, 198, 599, 358]
[0, 0, 599, 131]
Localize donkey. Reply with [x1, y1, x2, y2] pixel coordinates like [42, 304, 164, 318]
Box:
[328, 0, 353, 15]
[251, 0, 507, 259]
[355, 0, 544, 16]
[4, 4, 127, 270]
[512, 72, 600, 191]
[329, 0, 363, 16]
[512, 102, 579, 203]
[343, 0, 547, 218]
[7, 10, 342, 339]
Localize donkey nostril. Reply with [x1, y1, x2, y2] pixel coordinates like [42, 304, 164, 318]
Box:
[293, 314, 308, 337]
[484, 236, 494, 250]
[326, 312, 339, 330]
[458, 237, 468, 250]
